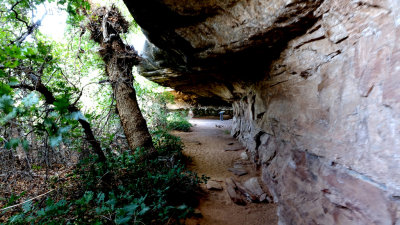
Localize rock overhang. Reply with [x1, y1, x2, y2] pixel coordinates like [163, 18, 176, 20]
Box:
[124, 0, 324, 105]
[123, 1, 400, 224]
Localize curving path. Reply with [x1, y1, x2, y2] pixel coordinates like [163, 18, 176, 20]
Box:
[172, 118, 278, 225]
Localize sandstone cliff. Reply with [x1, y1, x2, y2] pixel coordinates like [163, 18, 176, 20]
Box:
[124, 0, 400, 224]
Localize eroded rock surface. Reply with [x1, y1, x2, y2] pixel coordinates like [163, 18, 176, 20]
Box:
[231, 1, 400, 224]
[124, 0, 400, 224]
[125, 0, 323, 105]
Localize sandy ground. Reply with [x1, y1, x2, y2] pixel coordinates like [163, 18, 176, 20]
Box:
[172, 118, 278, 225]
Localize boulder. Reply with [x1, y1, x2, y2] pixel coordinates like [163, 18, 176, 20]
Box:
[228, 168, 248, 176]
[225, 178, 246, 205]
[206, 180, 223, 191]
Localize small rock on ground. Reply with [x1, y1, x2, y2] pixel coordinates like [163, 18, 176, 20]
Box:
[240, 152, 249, 160]
[243, 177, 265, 202]
[225, 178, 246, 205]
[225, 147, 245, 151]
[228, 168, 248, 176]
[193, 208, 202, 218]
[206, 180, 223, 190]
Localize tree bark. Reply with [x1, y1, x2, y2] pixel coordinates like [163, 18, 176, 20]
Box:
[10, 120, 28, 168]
[87, 7, 156, 156]
[107, 58, 154, 151]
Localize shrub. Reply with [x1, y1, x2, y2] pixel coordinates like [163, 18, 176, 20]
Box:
[2, 132, 207, 224]
[166, 112, 192, 132]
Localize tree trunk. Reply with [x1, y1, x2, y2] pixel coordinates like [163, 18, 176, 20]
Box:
[11, 120, 29, 169]
[88, 7, 156, 156]
[107, 59, 154, 151]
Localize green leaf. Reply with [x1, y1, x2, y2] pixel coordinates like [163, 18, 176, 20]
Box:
[23, 47, 37, 58]
[5, 138, 19, 150]
[68, 111, 86, 121]
[0, 69, 6, 78]
[8, 77, 19, 86]
[9, 214, 24, 223]
[49, 135, 62, 147]
[21, 139, 29, 151]
[106, 197, 117, 211]
[49, 111, 59, 118]
[56, 199, 67, 207]
[1, 107, 18, 124]
[0, 95, 14, 114]
[96, 192, 105, 204]
[53, 96, 70, 114]
[138, 204, 150, 216]
[0, 83, 12, 96]
[36, 208, 45, 217]
[58, 125, 71, 135]
[22, 92, 39, 108]
[4, 60, 19, 69]
[123, 203, 139, 214]
[79, 191, 94, 204]
[22, 201, 32, 213]
[115, 215, 131, 225]
[177, 204, 187, 210]
[5, 192, 25, 207]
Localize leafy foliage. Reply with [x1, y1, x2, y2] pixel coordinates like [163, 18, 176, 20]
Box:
[0, 0, 97, 158]
[2, 134, 207, 224]
[0, 0, 202, 224]
[0, 0, 200, 224]
[134, 75, 175, 130]
[166, 112, 192, 132]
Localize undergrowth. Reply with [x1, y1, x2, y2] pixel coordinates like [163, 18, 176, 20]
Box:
[1, 131, 208, 225]
[166, 112, 192, 132]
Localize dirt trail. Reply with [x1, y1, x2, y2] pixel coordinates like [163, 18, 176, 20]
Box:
[172, 118, 278, 225]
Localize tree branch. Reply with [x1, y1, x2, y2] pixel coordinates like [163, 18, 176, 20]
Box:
[9, 83, 35, 91]
[10, 0, 29, 28]
[13, 70, 107, 163]
[9, 2, 47, 46]
[0, 189, 54, 212]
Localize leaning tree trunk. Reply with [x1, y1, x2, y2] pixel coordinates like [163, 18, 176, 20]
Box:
[87, 6, 156, 155]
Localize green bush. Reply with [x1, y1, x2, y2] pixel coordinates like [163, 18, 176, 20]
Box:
[2, 132, 207, 225]
[166, 112, 192, 132]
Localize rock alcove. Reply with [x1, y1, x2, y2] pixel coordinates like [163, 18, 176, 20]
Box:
[124, 0, 400, 224]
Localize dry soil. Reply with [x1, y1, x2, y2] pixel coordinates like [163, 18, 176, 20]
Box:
[172, 118, 278, 225]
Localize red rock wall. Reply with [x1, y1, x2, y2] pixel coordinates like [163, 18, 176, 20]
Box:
[232, 0, 400, 224]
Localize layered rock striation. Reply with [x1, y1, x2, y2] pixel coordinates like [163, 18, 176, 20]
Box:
[125, 0, 323, 105]
[124, 0, 400, 224]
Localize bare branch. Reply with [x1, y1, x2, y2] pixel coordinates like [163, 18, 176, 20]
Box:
[71, 89, 83, 107]
[9, 2, 47, 46]
[0, 189, 54, 212]
[11, 19, 41, 46]
[56, 64, 78, 90]
[10, 0, 29, 28]
[98, 79, 111, 84]
[9, 83, 35, 91]
[102, 11, 110, 42]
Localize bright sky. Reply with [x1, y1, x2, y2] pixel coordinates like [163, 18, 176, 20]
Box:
[36, 2, 147, 54]
[35, 2, 68, 41]
[34, 1, 149, 111]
